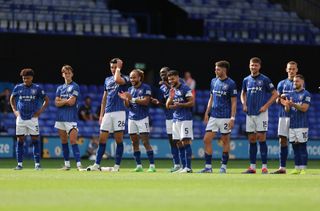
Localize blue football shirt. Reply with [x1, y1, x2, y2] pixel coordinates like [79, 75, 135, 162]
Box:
[277, 78, 294, 118]
[287, 89, 311, 128]
[11, 83, 47, 120]
[210, 77, 237, 118]
[159, 78, 185, 120]
[160, 84, 174, 120]
[104, 75, 129, 113]
[128, 83, 151, 120]
[242, 73, 275, 115]
[172, 83, 193, 121]
[55, 81, 80, 122]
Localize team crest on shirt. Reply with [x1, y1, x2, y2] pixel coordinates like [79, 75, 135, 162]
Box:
[256, 80, 263, 86]
[31, 89, 37, 95]
[222, 84, 229, 90]
[67, 86, 73, 92]
[299, 94, 303, 100]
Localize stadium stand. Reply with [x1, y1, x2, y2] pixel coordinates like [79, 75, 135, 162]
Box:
[0, 0, 319, 45]
[0, 0, 137, 37]
[169, 0, 320, 45]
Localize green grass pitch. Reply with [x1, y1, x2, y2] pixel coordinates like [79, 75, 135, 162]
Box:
[0, 159, 320, 211]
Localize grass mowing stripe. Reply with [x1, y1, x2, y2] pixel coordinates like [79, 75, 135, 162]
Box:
[0, 159, 319, 210]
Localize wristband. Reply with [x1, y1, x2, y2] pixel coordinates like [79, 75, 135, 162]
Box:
[130, 98, 137, 103]
[230, 116, 235, 120]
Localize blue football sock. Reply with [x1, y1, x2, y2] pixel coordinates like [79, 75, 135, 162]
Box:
[292, 143, 301, 166]
[71, 144, 81, 163]
[171, 144, 180, 165]
[221, 152, 229, 165]
[185, 144, 192, 169]
[259, 142, 268, 164]
[115, 142, 124, 165]
[178, 146, 186, 168]
[32, 140, 40, 164]
[280, 146, 288, 168]
[249, 143, 257, 164]
[299, 143, 308, 166]
[62, 143, 70, 162]
[133, 151, 142, 165]
[147, 150, 155, 165]
[16, 141, 24, 163]
[205, 153, 212, 166]
[95, 143, 106, 165]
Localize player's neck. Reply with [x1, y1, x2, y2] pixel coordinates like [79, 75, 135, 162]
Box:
[23, 83, 32, 87]
[65, 79, 72, 84]
[251, 72, 260, 77]
[134, 82, 142, 88]
[174, 82, 181, 89]
[219, 75, 227, 80]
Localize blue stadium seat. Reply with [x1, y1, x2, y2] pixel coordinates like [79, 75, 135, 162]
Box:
[7, 128, 15, 135]
[88, 85, 98, 93]
[3, 118, 15, 128]
[41, 126, 53, 136]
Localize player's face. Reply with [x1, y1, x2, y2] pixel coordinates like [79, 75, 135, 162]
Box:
[215, 66, 226, 78]
[130, 71, 140, 86]
[293, 77, 303, 90]
[249, 62, 260, 75]
[160, 69, 168, 81]
[22, 76, 33, 86]
[62, 70, 73, 81]
[168, 75, 178, 87]
[286, 64, 298, 79]
[110, 63, 117, 75]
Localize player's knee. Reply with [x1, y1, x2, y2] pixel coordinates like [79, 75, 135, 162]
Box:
[182, 138, 191, 145]
[203, 138, 212, 146]
[279, 136, 288, 146]
[176, 140, 184, 148]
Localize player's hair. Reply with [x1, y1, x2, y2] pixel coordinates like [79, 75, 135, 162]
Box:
[287, 61, 298, 67]
[131, 69, 144, 81]
[110, 58, 120, 64]
[250, 57, 261, 64]
[160, 67, 170, 73]
[167, 70, 179, 77]
[294, 74, 304, 81]
[20, 68, 34, 77]
[61, 65, 74, 73]
[215, 60, 230, 71]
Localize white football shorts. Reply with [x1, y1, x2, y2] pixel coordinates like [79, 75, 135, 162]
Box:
[165, 119, 173, 135]
[100, 111, 126, 133]
[278, 117, 290, 137]
[172, 120, 193, 140]
[54, 121, 78, 134]
[128, 116, 150, 134]
[16, 116, 39, 136]
[289, 128, 308, 143]
[246, 110, 268, 133]
[206, 117, 231, 134]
